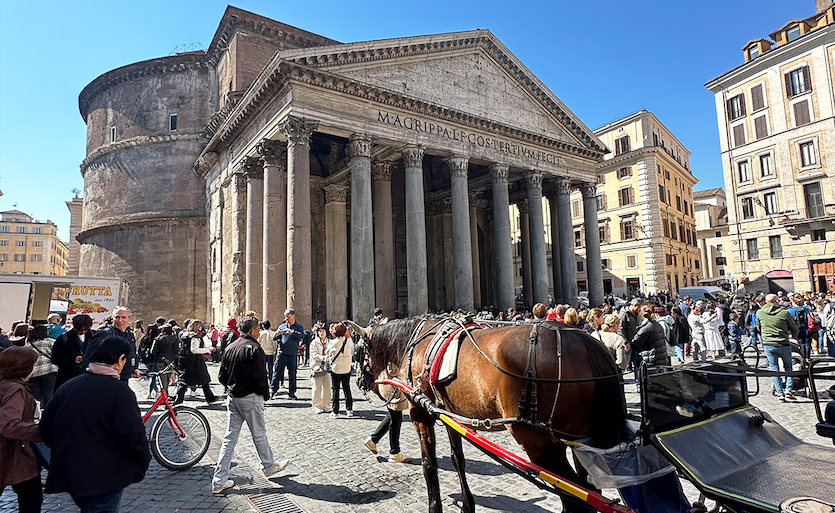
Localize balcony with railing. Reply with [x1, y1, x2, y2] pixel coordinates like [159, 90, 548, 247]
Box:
[777, 203, 835, 226]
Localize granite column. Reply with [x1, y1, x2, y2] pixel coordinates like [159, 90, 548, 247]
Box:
[279, 116, 318, 327]
[372, 161, 396, 317]
[243, 156, 264, 315]
[518, 200, 532, 307]
[525, 171, 549, 305]
[545, 187, 563, 304]
[349, 134, 376, 324]
[469, 192, 482, 309]
[490, 164, 514, 312]
[257, 139, 287, 322]
[582, 183, 604, 308]
[445, 155, 474, 311]
[403, 146, 428, 316]
[556, 178, 577, 305]
[324, 184, 349, 321]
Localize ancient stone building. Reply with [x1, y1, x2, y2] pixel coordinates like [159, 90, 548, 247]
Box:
[78, 6, 607, 325]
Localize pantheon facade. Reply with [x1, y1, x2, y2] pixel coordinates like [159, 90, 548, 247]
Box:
[78, 7, 607, 326]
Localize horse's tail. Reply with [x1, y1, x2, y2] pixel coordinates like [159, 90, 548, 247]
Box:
[580, 335, 629, 448]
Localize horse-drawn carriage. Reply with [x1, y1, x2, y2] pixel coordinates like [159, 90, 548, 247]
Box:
[352, 313, 835, 513]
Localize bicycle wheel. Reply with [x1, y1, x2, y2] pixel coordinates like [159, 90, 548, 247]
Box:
[150, 405, 211, 470]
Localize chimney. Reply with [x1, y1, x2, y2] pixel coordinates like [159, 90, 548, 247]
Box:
[816, 0, 833, 13]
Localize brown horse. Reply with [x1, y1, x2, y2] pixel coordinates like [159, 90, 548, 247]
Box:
[358, 315, 628, 513]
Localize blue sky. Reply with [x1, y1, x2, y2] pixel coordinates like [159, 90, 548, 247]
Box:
[0, 0, 809, 240]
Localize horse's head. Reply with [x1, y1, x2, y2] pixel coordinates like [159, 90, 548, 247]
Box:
[351, 317, 421, 393]
[345, 320, 375, 393]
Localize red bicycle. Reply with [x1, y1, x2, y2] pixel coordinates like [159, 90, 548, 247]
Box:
[142, 364, 211, 470]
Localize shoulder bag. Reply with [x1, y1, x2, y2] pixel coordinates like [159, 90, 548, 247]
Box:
[324, 338, 347, 373]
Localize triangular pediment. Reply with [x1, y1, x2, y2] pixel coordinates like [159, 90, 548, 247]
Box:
[280, 31, 605, 155]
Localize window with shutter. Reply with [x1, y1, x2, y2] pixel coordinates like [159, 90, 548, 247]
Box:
[741, 197, 754, 219]
[597, 174, 606, 184]
[727, 94, 746, 120]
[759, 153, 774, 178]
[732, 124, 746, 147]
[572, 200, 580, 218]
[754, 116, 768, 139]
[799, 141, 817, 167]
[750, 84, 765, 111]
[629, 187, 635, 205]
[786, 66, 812, 97]
[615, 136, 631, 155]
[793, 100, 811, 126]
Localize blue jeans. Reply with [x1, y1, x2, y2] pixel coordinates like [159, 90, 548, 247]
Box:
[72, 489, 122, 513]
[213, 393, 275, 488]
[796, 332, 811, 360]
[147, 362, 158, 392]
[675, 345, 685, 363]
[265, 355, 274, 384]
[271, 354, 297, 395]
[746, 328, 760, 347]
[764, 344, 794, 396]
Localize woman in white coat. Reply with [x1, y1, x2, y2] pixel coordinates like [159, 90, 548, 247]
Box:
[309, 324, 332, 414]
[702, 301, 724, 359]
[326, 322, 354, 418]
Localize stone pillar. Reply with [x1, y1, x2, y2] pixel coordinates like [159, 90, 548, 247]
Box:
[445, 155, 474, 311]
[545, 187, 563, 304]
[469, 191, 482, 309]
[243, 156, 264, 315]
[403, 146, 428, 316]
[525, 171, 549, 305]
[324, 184, 349, 320]
[581, 183, 604, 308]
[257, 139, 287, 323]
[556, 178, 577, 304]
[518, 200, 532, 307]
[490, 164, 514, 312]
[231, 171, 248, 317]
[372, 161, 396, 317]
[349, 134, 376, 324]
[279, 115, 318, 327]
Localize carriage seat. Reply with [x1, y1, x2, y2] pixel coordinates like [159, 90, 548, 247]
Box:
[817, 400, 835, 442]
[652, 404, 835, 512]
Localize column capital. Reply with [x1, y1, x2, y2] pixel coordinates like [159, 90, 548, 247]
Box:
[524, 170, 543, 190]
[371, 160, 394, 182]
[543, 181, 558, 201]
[468, 190, 482, 205]
[556, 177, 572, 195]
[348, 133, 375, 159]
[401, 145, 425, 168]
[489, 163, 509, 183]
[324, 183, 349, 204]
[241, 155, 264, 180]
[580, 182, 598, 199]
[444, 155, 469, 178]
[518, 199, 529, 215]
[257, 139, 287, 166]
[279, 115, 319, 148]
[441, 197, 453, 214]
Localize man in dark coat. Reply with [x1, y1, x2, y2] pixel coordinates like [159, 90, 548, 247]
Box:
[50, 314, 93, 390]
[628, 305, 669, 368]
[80, 306, 140, 382]
[270, 308, 304, 400]
[618, 298, 642, 372]
[40, 336, 151, 512]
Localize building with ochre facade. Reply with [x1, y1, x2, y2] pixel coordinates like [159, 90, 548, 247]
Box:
[78, 6, 608, 325]
[706, 1, 835, 295]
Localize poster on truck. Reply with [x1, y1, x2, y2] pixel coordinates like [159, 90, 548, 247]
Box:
[66, 278, 125, 326]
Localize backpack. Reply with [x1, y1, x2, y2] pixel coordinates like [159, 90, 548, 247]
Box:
[219, 329, 239, 353]
[792, 307, 809, 334]
[809, 311, 822, 332]
[660, 316, 679, 346]
[138, 335, 154, 364]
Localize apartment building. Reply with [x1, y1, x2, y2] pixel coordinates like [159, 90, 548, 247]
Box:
[705, 1, 835, 294]
[694, 188, 731, 284]
[0, 210, 69, 275]
[573, 110, 699, 298]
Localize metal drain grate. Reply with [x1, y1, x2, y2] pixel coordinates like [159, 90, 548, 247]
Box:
[244, 491, 305, 513]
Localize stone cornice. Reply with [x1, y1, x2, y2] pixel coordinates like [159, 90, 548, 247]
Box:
[81, 132, 206, 176]
[597, 146, 695, 182]
[280, 31, 606, 154]
[79, 53, 209, 120]
[77, 211, 205, 241]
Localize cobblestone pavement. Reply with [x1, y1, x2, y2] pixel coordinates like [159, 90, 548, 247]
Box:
[3, 354, 831, 513]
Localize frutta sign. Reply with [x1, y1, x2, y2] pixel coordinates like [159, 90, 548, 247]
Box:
[67, 281, 119, 323]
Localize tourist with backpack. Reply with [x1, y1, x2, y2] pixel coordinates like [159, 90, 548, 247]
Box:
[138, 324, 160, 399]
[787, 295, 812, 360]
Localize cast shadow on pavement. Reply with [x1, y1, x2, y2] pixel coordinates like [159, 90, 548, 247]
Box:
[285, 482, 396, 504]
[451, 492, 556, 513]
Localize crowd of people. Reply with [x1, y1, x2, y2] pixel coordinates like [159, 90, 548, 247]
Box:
[2, 288, 834, 511]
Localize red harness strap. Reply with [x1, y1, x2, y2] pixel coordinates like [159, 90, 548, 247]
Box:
[424, 324, 479, 385]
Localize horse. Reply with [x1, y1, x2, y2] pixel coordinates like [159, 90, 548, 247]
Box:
[356, 314, 629, 513]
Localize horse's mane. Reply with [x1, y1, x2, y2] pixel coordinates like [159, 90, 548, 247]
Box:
[368, 316, 424, 371]
[571, 330, 629, 448]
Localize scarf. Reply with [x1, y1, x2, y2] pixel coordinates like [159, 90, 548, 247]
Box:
[86, 363, 120, 378]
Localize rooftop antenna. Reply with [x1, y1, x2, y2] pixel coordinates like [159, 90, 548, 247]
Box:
[72, 188, 81, 199]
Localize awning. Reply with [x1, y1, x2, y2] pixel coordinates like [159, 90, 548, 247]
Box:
[766, 270, 793, 279]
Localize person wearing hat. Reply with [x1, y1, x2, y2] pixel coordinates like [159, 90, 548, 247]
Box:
[219, 318, 240, 359]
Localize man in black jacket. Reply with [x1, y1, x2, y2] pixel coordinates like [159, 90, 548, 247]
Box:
[212, 316, 290, 494]
[79, 306, 140, 382]
[41, 336, 151, 512]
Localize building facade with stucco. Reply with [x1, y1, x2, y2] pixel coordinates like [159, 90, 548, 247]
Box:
[78, 6, 608, 325]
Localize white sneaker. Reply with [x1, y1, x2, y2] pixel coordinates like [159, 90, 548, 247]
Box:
[363, 437, 378, 454]
[388, 453, 412, 463]
[329, 412, 338, 419]
[313, 407, 323, 414]
[212, 480, 235, 493]
[264, 459, 290, 478]
[345, 410, 353, 418]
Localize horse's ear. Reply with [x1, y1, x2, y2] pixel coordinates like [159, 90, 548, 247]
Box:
[345, 320, 367, 339]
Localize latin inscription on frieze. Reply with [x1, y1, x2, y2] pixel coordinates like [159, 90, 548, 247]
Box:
[377, 111, 562, 166]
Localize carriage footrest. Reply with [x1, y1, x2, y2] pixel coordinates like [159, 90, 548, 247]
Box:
[816, 422, 835, 440]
